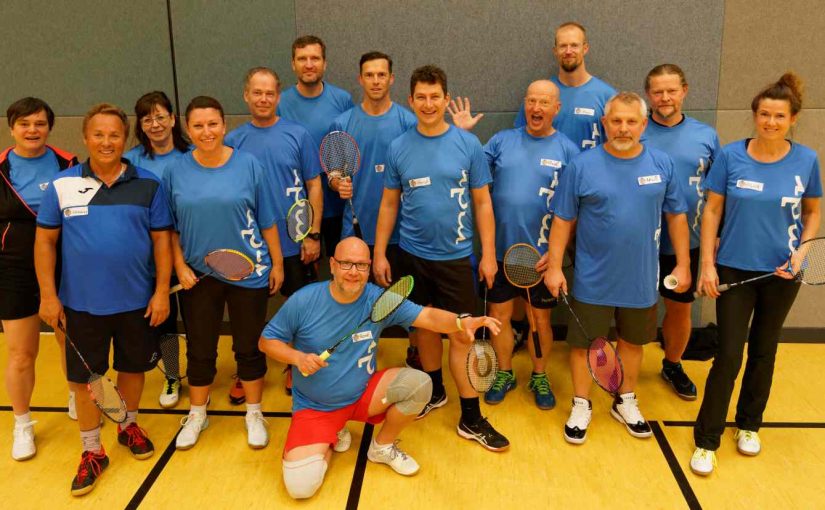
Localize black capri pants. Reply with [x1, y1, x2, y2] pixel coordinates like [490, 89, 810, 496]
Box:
[179, 276, 269, 386]
[693, 265, 800, 451]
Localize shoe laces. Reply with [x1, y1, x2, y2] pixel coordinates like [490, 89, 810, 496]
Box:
[694, 448, 717, 467]
[163, 378, 179, 395]
[665, 363, 692, 386]
[736, 430, 759, 443]
[247, 410, 268, 426]
[77, 450, 105, 482]
[120, 424, 149, 448]
[617, 393, 646, 424]
[530, 375, 551, 395]
[490, 371, 513, 392]
[181, 412, 205, 428]
[381, 440, 409, 461]
[569, 399, 591, 426]
[14, 420, 37, 434]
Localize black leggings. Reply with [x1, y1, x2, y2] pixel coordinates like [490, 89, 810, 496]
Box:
[693, 265, 800, 450]
[179, 277, 269, 386]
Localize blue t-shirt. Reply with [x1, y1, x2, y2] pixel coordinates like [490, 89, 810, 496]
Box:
[515, 76, 616, 151]
[485, 128, 580, 257]
[278, 82, 355, 218]
[262, 281, 423, 412]
[704, 140, 823, 272]
[163, 150, 280, 289]
[553, 146, 687, 307]
[385, 125, 493, 260]
[37, 161, 173, 314]
[330, 103, 417, 245]
[225, 120, 322, 258]
[643, 116, 721, 254]
[124, 146, 187, 180]
[8, 149, 61, 213]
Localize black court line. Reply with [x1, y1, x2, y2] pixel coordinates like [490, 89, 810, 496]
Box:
[0, 405, 291, 419]
[651, 421, 702, 510]
[124, 427, 181, 510]
[663, 420, 825, 429]
[345, 423, 374, 510]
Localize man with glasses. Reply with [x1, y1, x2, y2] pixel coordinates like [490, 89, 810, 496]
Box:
[258, 236, 500, 499]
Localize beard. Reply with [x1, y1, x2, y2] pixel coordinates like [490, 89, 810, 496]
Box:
[560, 59, 581, 73]
[610, 138, 635, 152]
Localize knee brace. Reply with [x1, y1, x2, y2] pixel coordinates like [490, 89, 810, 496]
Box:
[382, 368, 433, 415]
[282, 454, 328, 499]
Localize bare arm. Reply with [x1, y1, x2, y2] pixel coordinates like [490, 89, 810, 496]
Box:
[302, 175, 323, 263]
[698, 191, 725, 297]
[262, 223, 284, 294]
[542, 216, 574, 296]
[412, 307, 501, 344]
[258, 337, 327, 376]
[373, 187, 401, 286]
[34, 226, 63, 328]
[664, 212, 692, 293]
[471, 185, 497, 288]
[145, 230, 172, 326]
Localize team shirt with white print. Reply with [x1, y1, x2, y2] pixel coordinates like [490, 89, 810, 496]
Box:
[553, 146, 687, 308]
[262, 282, 423, 412]
[8, 149, 60, 212]
[485, 127, 580, 257]
[704, 140, 823, 272]
[515, 76, 616, 150]
[643, 115, 721, 254]
[124, 146, 188, 180]
[331, 103, 417, 245]
[163, 150, 280, 289]
[225, 120, 322, 258]
[384, 125, 493, 261]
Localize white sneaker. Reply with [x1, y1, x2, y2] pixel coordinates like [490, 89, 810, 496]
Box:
[12, 420, 37, 461]
[176, 412, 208, 450]
[367, 439, 419, 476]
[245, 411, 269, 449]
[564, 397, 592, 444]
[610, 392, 652, 438]
[690, 447, 717, 476]
[334, 427, 352, 453]
[735, 429, 761, 456]
[68, 392, 77, 420]
[159, 378, 181, 409]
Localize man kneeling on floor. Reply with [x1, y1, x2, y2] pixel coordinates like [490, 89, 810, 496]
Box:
[258, 237, 500, 499]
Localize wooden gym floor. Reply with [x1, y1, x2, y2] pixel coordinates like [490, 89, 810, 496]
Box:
[1, 332, 824, 509]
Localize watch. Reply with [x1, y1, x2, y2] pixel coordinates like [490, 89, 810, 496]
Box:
[456, 313, 472, 331]
[306, 232, 321, 241]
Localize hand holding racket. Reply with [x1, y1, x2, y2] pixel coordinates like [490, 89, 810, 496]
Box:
[503, 243, 545, 358]
[466, 287, 498, 392]
[58, 321, 128, 423]
[300, 275, 415, 376]
[321, 131, 362, 238]
[170, 249, 256, 294]
[695, 237, 825, 298]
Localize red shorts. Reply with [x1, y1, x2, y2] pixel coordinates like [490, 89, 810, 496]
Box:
[284, 369, 389, 454]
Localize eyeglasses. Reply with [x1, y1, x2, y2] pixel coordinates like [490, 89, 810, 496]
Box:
[335, 259, 371, 272]
[141, 114, 171, 127]
[525, 98, 555, 108]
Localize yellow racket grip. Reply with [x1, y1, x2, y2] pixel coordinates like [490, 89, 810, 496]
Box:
[300, 350, 332, 377]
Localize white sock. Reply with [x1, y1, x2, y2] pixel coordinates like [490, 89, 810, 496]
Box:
[372, 438, 391, 449]
[246, 403, 262, 414]
[122, 410, 138, 428]
[80, 427, 102, 453]
[190, 404, 207, 416]
[14, 412, 32, 425]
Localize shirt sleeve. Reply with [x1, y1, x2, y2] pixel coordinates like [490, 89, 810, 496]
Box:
[385, 299, 423, 330]
[36, 176, 62, 228]
[703, 148, 729, 196]
[262, 296, 299, 343]
[467, 136, 493, 189]
[299, 129, 323, 181]
[662, 156, 689, 214]
[483, 134, 500, 178]
[552, 158, 580, 221]
[149, 179, 174, 230]
[253, 158, 280, 229]
[803, 155, 823, 198]
[383, 140, 402, 190]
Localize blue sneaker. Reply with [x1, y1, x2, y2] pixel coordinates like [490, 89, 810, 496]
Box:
[528, 373, 556, 410]
[484, 371, 516, 404]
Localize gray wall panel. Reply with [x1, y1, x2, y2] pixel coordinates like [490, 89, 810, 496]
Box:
[294, 0, 724, 113]
[0, 1, 174, 116]
[170, 0, 295, 115]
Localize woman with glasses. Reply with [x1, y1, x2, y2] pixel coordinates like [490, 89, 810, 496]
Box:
[126, 91, 191, 409]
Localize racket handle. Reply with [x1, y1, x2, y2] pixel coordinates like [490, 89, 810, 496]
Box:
[693, 282, 731, 298]
[169, 283, 183, 294]
[532, 331, 542, 358]
[301, 350, 332, 377]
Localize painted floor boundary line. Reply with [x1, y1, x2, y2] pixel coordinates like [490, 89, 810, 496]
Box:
[345, 423, 374, 510]
[651, 421, 702, 510]
[124, 427, 181, 510]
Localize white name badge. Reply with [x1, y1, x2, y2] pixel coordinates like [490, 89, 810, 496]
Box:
[375, 164, 385, 173]
[64, 206, 88, 218]
[352, 331, 374, 342]
[39, 182, 49, 191]
[408, 176, 431, 188]
[637, 174, 662, 186]
[540, 159, 562, 169]
[736, 179, 764, 192]
[574, 107, 596, 116]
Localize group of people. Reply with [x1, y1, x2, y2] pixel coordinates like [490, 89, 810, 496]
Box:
[1, 21, 820, 499]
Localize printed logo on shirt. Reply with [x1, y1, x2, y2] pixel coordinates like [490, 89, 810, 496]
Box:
[352, 330, 374, 342]
[637, 175, 662, 186]
[38, 182, 49, 191]
[574, 107, 596, 116]
[78, 187, 94, 194]
[408, 176, 431, 188]
[540, 159, 562, 169]
[375, 164, 385, 173]
[736, 179, 764, 192]
[63, 206, 88, 218]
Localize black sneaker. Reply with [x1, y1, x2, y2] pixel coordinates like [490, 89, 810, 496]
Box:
[117, 423, 155, 460]
[415, 392, 447, 420]
[71, 449, 109, 497]
[457, 417, 510, 451]
[661, 359, 697, 400]
[610, 392, 652, 438]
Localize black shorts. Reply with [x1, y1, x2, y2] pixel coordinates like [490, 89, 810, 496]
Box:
[0, 257, 61, 320]
[64, 307, 159, 383]
[281, 254, 318, 297]
[486, 260, 557, 309]
[321, 216, 343, 257]
[659, 247, 700, 303]
[397, 248, 476, 314]
[565, 299, 656, 349]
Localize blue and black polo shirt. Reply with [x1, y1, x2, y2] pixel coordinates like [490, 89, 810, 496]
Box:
[37, 159, 173, 315]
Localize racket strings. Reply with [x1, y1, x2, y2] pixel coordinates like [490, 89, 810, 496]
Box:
[587, 337, 623, 394]
[158, 334, 181, 379]
[371, 276, 414, 322]
[797, 239, 825, 284]
[287, 199, 314, 242]
[321, 132, 360, 178]
[467, 342, 498, 391]
[88, 374, 127, 422]
[204, 250, 255, 280]
[503, 244, 542, 288]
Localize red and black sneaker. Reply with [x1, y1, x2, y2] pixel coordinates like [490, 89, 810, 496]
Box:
[70, 449, 109, 497]
[229, 374, 246, 405]
[117, 423, 155, 460]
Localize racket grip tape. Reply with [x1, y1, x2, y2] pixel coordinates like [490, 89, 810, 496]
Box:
[693, 283, 731, 298]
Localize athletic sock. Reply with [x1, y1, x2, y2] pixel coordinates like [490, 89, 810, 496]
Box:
[459, 397, 482, 424]
[122, 410, 138, 428]
[426, 369, 445, 396]
[80, 427, 103, 454]
[14, 412, 32, 425]
[246, 402, 262, 414]
[190, 404, 207, 416]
